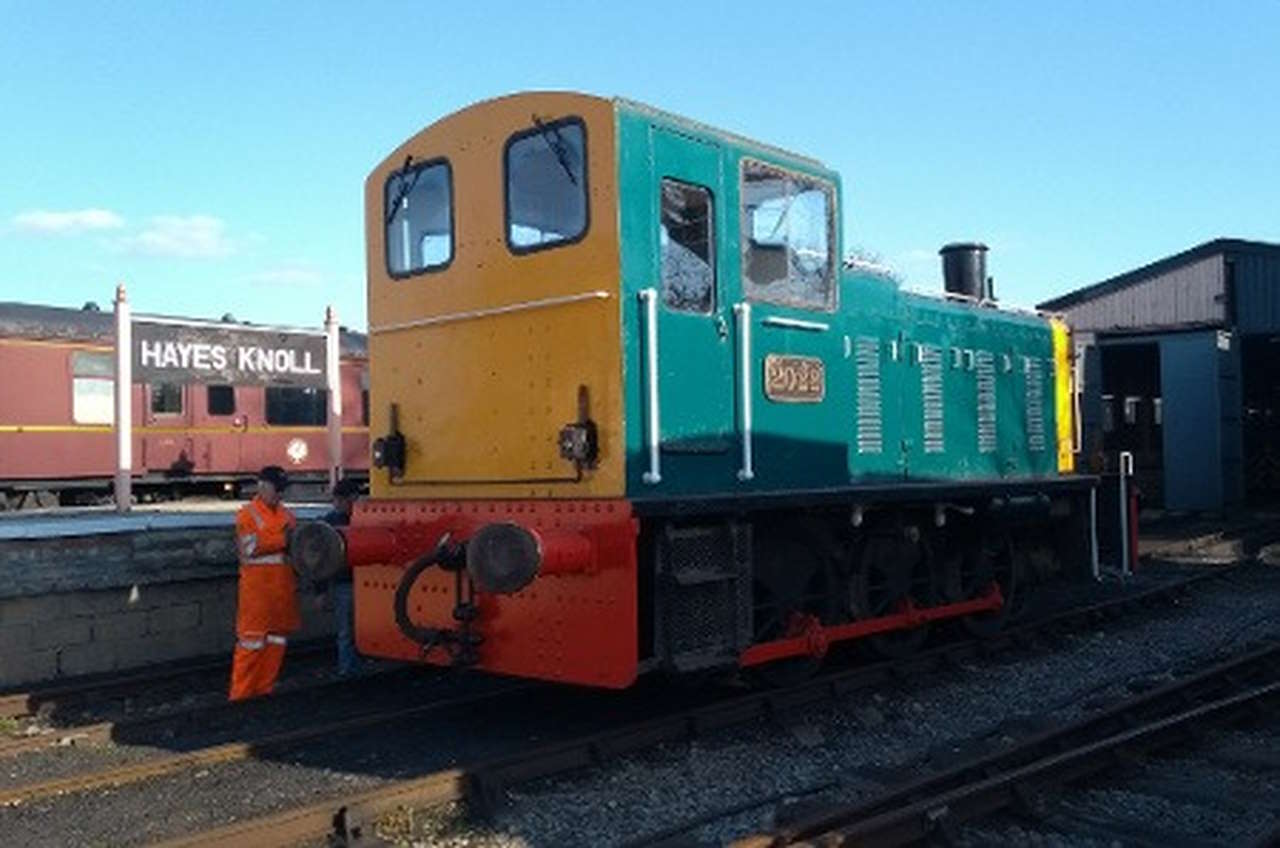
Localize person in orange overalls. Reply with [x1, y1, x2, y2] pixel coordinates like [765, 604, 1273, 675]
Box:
[228, 466, 300, 701]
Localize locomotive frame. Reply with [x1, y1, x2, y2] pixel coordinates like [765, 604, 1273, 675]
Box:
[335, 92, 1097, 688]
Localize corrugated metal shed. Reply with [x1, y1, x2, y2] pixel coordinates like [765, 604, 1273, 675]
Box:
[1040, 238, 1280, 513]
[1231, 250, 1280, 334]
[1039, 239, 1280, 335]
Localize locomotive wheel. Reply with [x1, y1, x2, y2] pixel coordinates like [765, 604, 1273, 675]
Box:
[749, 521, 841, 686]
[958, 532, 1023, 638]
[851, 532, 934, 659]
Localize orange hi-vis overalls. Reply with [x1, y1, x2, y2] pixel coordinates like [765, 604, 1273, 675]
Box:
[228, 496, 300, 701]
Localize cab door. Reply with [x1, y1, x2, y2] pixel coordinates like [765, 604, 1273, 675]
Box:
[650, 128, 735, 483]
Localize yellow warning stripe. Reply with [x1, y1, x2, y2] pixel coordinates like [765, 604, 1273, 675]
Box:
[1050, 318, 1075, 473]
[0, 425, 370, 435]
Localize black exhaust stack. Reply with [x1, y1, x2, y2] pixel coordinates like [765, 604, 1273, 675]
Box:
[940, 242, 992, 301]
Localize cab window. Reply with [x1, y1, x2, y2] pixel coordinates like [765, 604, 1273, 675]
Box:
[660, 178, 715, 314]
[385, 158, 453, 276]
[740, 159, 835, 311]
[505, 117, 588, 252]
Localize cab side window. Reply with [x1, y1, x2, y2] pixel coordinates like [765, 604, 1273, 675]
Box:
[740, 159, 835, 311]
[385, 159, 453, 276]
[505, 117, 588, 252]
[660, 178, 715, 314]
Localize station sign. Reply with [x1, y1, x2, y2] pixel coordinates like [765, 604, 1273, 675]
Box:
[132, 318, 328, 388]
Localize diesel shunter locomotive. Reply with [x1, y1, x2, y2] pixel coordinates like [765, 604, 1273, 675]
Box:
[294, 91, 1096, 688]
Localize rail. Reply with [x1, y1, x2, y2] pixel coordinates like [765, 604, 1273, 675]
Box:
[738, 640, 1280, 847]
[145, 567, 1238, 848]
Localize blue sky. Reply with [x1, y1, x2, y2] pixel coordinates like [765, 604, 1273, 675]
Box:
[1, 2, 1276, 330]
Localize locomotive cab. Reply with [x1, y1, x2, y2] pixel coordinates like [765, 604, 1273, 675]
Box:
[365, 93, 625, 500]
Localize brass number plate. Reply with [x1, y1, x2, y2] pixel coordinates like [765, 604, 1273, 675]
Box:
[763, 354, 825, 403]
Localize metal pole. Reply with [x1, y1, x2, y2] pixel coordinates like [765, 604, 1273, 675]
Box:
[325, 305, 343, 489]
[113, 283, 132, 514]
[1089, 486, 1099, 580]
[1118, 450, 1133, 577]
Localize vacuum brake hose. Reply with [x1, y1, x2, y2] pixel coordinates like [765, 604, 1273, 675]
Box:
[393, 547, 446, 647]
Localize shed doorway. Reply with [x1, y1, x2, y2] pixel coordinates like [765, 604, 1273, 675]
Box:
[1100, 343, 1163, 506]
[1243, 335, 1280, 504]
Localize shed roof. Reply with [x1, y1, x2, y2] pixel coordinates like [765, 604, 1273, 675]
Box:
[1038, 238, 1280, 311]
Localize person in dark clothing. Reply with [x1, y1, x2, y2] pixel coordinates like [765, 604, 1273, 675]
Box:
[314, 478, 362, 676]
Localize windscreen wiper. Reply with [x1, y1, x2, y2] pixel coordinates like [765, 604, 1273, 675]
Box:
[385, 155, 421, 227]
[532, 115, 578, 186]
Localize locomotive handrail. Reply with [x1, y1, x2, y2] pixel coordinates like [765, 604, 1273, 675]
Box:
[639, 288, 661, 484]
[368, 290, 611, 334]
[734, 302, 754, 481]
[761, 316, 829, 332]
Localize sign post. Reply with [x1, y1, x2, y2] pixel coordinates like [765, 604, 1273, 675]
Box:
[324, 305, 343, 488]
[114, 284, 133, 514]
[112, 293, 344, 512]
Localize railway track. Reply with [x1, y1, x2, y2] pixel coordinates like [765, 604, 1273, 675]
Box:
[726, 640, 1280, 847]
[0, 660, 425, 759]
[0, 640, 332, 722]
[0, 678, 534, 807]
[143, 567, 1238, 848]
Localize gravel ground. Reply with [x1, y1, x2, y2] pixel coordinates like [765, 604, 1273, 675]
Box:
[1, 561, 1272, 847]
[389, 562, 1280, 848]
[0, 670, 734, 846]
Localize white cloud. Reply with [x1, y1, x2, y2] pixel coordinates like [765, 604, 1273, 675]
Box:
[248, 266, 325, 286]
[11, 208, 125, 234]
[115, 215, 233, 258]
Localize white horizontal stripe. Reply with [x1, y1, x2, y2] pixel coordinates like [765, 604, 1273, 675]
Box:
[242, 553, 285, 565]
[265, 634, 287, 646]
[237, 638, 265, 651]
[370, 291, 611, 334]
[761, 316, 830, 332]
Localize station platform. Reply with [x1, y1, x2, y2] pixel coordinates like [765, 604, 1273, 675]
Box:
[0, 500, 334, 688]
[0, 501, 327, 541]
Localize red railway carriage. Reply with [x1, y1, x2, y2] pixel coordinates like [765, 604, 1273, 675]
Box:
[0, 301, 369, 507]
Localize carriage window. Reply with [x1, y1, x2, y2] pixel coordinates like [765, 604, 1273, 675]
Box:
[207, 385, 235, 416]
[740, 159, 835, 311]
[660, 179, 715, 313]
[505, 117, 587, 252]
[265, 387, 327, 426]
[150, 383, 183, 415]
[150, 383, 181, 415]
[385, 159, 452, 276]
[71, 351, 113, 425]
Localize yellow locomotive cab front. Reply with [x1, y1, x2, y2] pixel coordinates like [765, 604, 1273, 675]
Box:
[364, 92, 625, 501]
